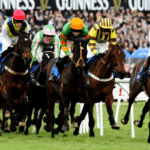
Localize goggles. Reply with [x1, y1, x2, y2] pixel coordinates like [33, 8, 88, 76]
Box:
[44, 34, 54, 37]
[71, 29, 81, 33]
[15, 20, 24, 24]
[101, 29, 111, 32]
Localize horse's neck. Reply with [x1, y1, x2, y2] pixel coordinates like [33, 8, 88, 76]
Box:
[93, 54, 113, 79]
[10, 55, 27, 72]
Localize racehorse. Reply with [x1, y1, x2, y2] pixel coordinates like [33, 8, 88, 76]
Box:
[121, 58, 150, 143]
[0, 31, 32, 132]
[36, 38, 92, 138]
[70, 41, 126, 136]
[24, 48, 54, 135]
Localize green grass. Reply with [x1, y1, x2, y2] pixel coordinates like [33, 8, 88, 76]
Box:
[0, 101, 150, 150]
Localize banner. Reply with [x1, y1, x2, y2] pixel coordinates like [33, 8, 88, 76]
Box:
[0, 0, 150, 12]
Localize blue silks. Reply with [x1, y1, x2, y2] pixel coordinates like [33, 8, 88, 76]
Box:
[30, 64, 40, 73]
[50, 64, 67, 79]
[137, 65, 148, 80]
[0, 56, 7, 75]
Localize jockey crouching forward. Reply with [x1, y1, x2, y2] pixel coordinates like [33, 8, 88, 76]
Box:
[86, 18, 117, 73]
[0, 10, 31, 75]
[1, 10, 31, 58]
[31, 25, 60, 65]
[48, 17, 89, 82]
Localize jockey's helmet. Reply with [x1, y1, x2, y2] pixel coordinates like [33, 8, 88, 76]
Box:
[13, 10, 25, 20]
[43, 25, 55, 43]
[100, 18, 113, 29]
[70, 18, 83, 31]
[43, 25, 56, 36]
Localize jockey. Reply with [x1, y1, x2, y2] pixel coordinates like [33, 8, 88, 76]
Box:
[48, 17, 89, 82]
[31, 25, 60, 65]
[84, 18, 117, 78]
[88, 18, 116, 56]
[137, 56, 150, 93]
[1, 10, 31, 53]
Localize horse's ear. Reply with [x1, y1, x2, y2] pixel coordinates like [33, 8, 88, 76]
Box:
[120, 41, 125, 48]
[109, 41, 115, 47]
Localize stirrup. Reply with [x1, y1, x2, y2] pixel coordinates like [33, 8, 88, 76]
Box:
[48, 74, 58, 82]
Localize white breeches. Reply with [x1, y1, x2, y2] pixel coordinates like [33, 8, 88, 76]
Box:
[2, 35, 19, 52]
[87, 42, 109, 58]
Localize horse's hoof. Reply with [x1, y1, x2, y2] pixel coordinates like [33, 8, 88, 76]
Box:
[24, 130, 28, 135]
[4, 110, 10, 119]
[73, 130, 78, 136]
[43, 124, 51, 132]
[112, 123, 120, 129]
[10, 125, 17, 132]
[4, 127, 10, 133]
[54, 128, 59, 134]
[62, 125, 69, 131]
[71, 122, 78, 128]
[19, 122, 26, 126]
[121, 118, 127, 125]
[89, 131, 95, 137]
[43, 116, 48, 123]
[19, 126, 24, 132]
[147, 138, 150, 143]
[134, 120, 142, 128]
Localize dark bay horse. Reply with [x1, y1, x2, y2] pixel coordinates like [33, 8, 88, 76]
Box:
[70, 41, 126, 136]
[0, 31, 32, 132]
[121, 58, 150, 143]
[24, 49, 54, 135]
[36, 38, 92, 138]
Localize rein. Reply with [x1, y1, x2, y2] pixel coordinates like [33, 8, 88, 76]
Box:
[4, 52, 29, 75]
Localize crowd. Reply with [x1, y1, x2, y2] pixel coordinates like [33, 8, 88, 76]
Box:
[0, 8, 150, 76]
[0, 8, 150, 54]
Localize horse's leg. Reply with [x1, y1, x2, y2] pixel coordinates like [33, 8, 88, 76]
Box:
[31, 107, 39, 125]
[73, 97, 92, 136]
[69, 101, 77, 128]
[24, 105, 33, 135]
[36, 106, 47, 134]
[105, 94, 119, 129]
[121, 82, 141, 125]
[61, 96, 70, 132]
[54, 102, 64, 134]
[134, 99, 149, 128]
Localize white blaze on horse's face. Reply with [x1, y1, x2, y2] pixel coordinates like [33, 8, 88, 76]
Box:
[24, 38, 28, 41]
[46, 53, 50, 59]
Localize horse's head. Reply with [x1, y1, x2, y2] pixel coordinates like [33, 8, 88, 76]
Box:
[109, 41, 126, 79]
[42, 47, 54, 65]
[71, 38, 88, 68]
[15, 31, 32, 64]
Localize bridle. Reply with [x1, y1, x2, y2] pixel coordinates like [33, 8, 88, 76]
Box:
[14, 34, 31, 63]
[100, 46, 125, 72]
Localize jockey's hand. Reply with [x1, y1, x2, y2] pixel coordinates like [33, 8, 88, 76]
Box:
[69, 53, 73, 60]
[96, 52, 100, 55]
[11, 40, 16, 46]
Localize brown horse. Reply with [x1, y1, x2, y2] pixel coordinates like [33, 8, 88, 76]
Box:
[121, 58, 150, 143]
[24, 49, 54, 135]
[0, 31, 32, 132]
[69, 41, 126, 136]
[36, 38, 92, 138]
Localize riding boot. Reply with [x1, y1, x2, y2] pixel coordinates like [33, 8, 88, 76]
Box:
[48, 56, 69, 82]
[137, 57, 149, 88]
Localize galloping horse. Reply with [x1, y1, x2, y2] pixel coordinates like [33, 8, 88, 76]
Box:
[0, 31, 32, 132]
[121, 58, 150, 143]
[70, 41, 126, 136]
[24, 48, 54, 135]
[36, 38, 92, 138]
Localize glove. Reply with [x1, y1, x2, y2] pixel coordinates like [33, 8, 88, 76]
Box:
[69, 53, 73, 59]
[93, 50, 99, 55]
